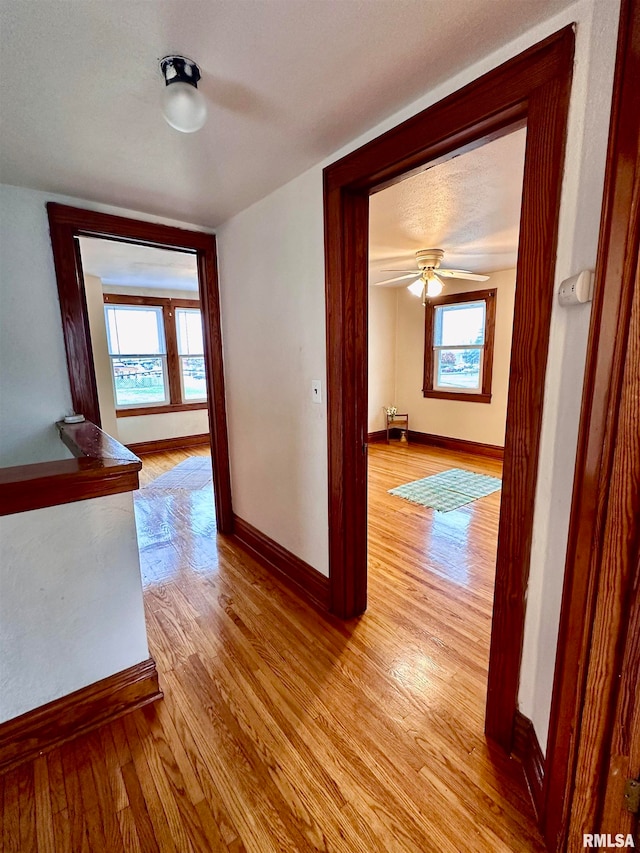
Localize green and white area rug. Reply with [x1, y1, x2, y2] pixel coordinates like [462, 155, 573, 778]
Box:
[388, 468, 502, 513]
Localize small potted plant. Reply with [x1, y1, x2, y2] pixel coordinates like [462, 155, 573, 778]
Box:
[385, 406, 398, 421]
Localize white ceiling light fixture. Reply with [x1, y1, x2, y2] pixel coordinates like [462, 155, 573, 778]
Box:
[425, 271, 444, 298]
[407, 279, 425, 298]
[406, 270, 443, 303]
[160, 55, 207, 133]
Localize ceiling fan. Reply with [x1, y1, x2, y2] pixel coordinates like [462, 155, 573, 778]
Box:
[374, 249, 489, 303]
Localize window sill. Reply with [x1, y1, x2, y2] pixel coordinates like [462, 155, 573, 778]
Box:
[423, 390, 492, 404]
[116, 402, 209, 418]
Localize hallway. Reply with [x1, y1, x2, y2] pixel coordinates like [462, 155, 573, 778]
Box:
[2, 446, 543, 852]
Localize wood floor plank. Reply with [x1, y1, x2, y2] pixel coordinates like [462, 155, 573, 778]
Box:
[51, 807, 73, 853]
[83, 731, 126, 853]
[162, 666, 307, 853]
[182, 650, 361, 853]
[17, 763, 36, 853]
[60, 745, 88, 853]
[109, 718, 133, 769]
[131, 710, 197, 853]
[157, 683, 242, 848]
[193, 799, 233, 852]
[140, 703, 205, 808]
[187, 603, 460, 851]
[33, 758, 55, 853]
[116, 806, 143, 853]
[45, 749, 67, 816]
[120, 761, 161, 853]
[74, 742, 108, 853]
[99, 726, 130, 813]
[12, 445, 545, 852]
[2, 768, 21, 853]
[122, 714, 176, 853]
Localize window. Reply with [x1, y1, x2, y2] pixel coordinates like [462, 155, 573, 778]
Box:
[423, 289, 497, 403]
[104, 295, 208, 416]
[176, 307, 206, 402]
[106, 304, 169, 408]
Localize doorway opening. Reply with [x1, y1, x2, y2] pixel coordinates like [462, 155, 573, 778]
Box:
[74, 236, 217, 586]
[323, 27, 574, 756]
[77, 238, 210, 446]
[366, 126, 525, 779]
[46, 203, 233, 537]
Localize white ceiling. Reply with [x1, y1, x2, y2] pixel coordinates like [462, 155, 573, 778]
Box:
[0, 0, 572, 227]
[79, 237, 199, 291]
[369, 128, 527, 279]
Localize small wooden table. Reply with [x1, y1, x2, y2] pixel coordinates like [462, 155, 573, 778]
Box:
[385, 413, 409, 444]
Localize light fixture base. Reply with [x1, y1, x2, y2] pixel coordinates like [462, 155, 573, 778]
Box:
[160, 55, 201, 88]
[416, 249, 445, 270]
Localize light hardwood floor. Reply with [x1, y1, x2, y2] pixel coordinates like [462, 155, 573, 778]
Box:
[1, 442, 544, 852]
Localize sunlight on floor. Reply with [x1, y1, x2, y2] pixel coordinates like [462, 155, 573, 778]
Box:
[133, 454, 217, 585]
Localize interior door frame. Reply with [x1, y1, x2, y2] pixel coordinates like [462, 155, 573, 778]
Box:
[323, 26, 575, 751]
[46, 203, 233, 534]
[543, 0, 640, 846]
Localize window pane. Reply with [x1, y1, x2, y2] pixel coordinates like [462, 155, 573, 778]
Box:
[111, 356, 168, 406]
[435, 301, 486, 347]
[105, 305, 165, 355]
[180, 356, 207, 401]
[176, 308, 204, 356]
[435, 348, 482, 390]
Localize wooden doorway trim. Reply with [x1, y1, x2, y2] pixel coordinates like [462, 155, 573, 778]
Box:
[323, 27, 575, 750]
[46, 203, 233, 534]
[543, 0, 640, 847]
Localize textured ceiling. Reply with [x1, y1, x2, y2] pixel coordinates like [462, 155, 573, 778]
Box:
[369, 128, 527, 278]
[79, 237, 199, 291]
[0, 0, 571, 227]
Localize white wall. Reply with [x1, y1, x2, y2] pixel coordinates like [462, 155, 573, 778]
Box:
[0, 492, 149, 722]
[518, 0, 620, 753]
[103, 285, 199, 300]
[219, 168, 330, 574]
[116, 408, 209, 445]
[0, 185, 75, 466]
[0, 184, 212, 467]
[368, 286, 398, 433]
[394, 270, 516, 446]
[217, 0, 620, 747]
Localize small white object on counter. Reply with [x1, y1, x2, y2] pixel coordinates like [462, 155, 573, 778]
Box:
[63, 414, 85, 424]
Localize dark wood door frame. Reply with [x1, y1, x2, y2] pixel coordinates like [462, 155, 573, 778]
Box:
[542, 0, 640, 848]
[46, 203, 233, 534]
[323, 26, 575, 752]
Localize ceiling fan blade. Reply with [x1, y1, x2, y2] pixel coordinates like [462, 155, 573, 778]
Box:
[374, 273, 420, 286]
[438, 269, 490, 281]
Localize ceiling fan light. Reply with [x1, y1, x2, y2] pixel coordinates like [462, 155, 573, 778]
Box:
[426, 274, 443, 297]
[407, 279, 424, 297]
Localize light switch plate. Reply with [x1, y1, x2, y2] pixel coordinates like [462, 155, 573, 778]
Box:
[311, 380, 322, 404]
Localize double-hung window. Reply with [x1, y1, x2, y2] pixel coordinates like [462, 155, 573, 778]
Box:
[423, 289, 497, 403]
[104, 295, 208, 416]
[176, 307, 206, 402]
[105, 304, 169, 408]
